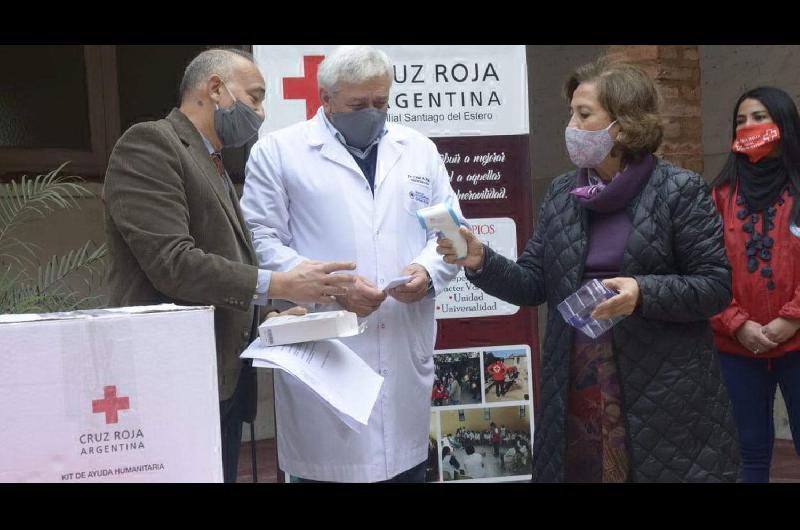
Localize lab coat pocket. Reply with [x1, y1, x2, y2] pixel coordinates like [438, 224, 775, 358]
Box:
[411, 299, 436, 363]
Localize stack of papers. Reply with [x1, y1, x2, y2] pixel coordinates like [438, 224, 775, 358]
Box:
[241, 338, 382, 432]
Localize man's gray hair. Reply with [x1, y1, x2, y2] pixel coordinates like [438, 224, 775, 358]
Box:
[179, 48, 255, 101]
[317, 45, 393, 93]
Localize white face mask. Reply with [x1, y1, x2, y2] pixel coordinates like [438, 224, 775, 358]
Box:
[564, 120, 617, 168]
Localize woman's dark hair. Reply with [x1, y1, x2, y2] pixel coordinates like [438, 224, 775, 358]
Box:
[465, 445, 475, 455]
[442, 446, 451, 456]
[712, 86, 800, 224]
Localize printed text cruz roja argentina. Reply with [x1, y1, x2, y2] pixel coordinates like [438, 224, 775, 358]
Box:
[79, 429, 145, 455]
[389, 62, 502, 110]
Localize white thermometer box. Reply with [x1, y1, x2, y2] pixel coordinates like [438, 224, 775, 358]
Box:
[258, 310, 363, 346]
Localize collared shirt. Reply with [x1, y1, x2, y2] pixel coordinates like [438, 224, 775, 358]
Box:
[200, 133, 270, 305]
[321, 110, 387, 193]
[320, 109, 388, 160]
[200, 134, 232, 193]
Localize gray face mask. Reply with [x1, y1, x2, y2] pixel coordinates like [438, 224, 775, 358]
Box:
[214, 82, 264, 148]
[329, 107, 387, 150]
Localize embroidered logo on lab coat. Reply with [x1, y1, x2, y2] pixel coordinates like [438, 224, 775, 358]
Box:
[409, 190, 431, 206]
[406, 175, 432, 211]
[408, 175, 431, 187]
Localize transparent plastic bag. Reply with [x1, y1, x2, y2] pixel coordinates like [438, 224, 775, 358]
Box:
[557, 279, 624, 338]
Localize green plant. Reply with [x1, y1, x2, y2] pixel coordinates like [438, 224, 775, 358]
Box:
[0, 162, 107, 314]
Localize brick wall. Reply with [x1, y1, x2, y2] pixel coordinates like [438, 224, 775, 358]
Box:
[607, 45, 704, 175]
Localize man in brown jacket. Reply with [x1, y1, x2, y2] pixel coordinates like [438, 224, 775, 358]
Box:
[103, 48, 355, 482]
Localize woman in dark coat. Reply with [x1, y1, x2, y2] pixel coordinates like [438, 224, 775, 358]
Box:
[437, 57, 741, 482]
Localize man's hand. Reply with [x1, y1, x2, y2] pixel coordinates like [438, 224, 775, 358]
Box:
[761, 317, 800, 345]
[269, 260, 356, 305]
[387, 264, 431, 304]
[591, 277, 640, 320]
[336, 276, 387, 317]
[735, 320, 779, 354]
[436, 226, 484, 271]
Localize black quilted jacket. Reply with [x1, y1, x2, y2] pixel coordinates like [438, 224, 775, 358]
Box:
[468, 159, 741, 482]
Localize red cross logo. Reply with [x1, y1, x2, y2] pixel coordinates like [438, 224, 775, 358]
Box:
[282, 55, 325, 119]
[92, 385, 130, 424]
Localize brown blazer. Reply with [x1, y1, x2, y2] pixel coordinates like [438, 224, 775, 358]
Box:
[104, 108, 260, 401]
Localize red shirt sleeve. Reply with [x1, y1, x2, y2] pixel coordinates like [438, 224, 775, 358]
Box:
[711, 299, 750, 339]
[779, 284, 800, 320]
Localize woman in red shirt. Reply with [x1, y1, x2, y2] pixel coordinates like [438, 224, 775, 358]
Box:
[710, 86, 800, 483]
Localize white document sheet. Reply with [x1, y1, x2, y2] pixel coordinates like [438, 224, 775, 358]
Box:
[241, 339, 383, 432]
[382, 275, 413, 291]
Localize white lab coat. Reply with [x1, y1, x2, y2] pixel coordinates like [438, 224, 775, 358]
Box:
[241, 107, 462, 482]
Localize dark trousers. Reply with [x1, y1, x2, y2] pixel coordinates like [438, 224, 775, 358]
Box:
[718, 351, 800, 483]
[295, 460, 428, 483]
[219, 366, 251, 483]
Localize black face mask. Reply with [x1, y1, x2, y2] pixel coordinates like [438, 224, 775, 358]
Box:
[329, 107, 387, 150]
[214, 82, 264, 148]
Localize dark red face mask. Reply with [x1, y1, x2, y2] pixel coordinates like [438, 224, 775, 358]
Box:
[732, 123, 781, 163]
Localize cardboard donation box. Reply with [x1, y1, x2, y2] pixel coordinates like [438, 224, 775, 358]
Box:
[0, 304, 223, 482]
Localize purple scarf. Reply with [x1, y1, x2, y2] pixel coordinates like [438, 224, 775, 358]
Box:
[571, 154, 656, 213]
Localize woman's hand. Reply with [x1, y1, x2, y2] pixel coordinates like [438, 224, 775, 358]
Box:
[436, 226, 485, 271]
[761, 317, 800, 345]
[591, 277, 640, 320]
[735, 320, 779, 354]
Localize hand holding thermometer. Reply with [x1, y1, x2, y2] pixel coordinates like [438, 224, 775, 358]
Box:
[416, 203, 469, 259]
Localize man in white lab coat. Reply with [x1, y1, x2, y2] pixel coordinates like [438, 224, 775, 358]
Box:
[241, 45, 463, 482]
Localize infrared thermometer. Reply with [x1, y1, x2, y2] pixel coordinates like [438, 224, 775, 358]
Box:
[417, 203, 469, 260]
